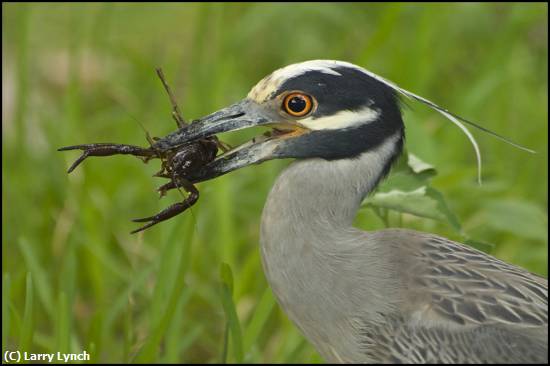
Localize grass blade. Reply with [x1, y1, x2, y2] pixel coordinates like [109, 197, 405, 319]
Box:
[123, 299, 133, 363]
[134, 218, 194, 363]
[243, 287, 275, 357]
[55, 291, 70, 354]
[162, 288, 192, 362]
[221, 320, 229, 364]
[17, 237, 54, 318]
[20, 272, 34, 352]
[219, 262, 243, 363]
[2, 273, 11, 351]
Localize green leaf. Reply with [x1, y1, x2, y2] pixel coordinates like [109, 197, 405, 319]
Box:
[364, 151, 462, 232]
[377, 171, 426, 193]
[482, 199, 548, 241]
[377, 152, 437, 193]
[388, 148, 411, 173]
[407, 153, 436, 176]
[364, 186, 461, 232]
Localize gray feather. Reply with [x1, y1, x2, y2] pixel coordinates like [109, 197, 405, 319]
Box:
[259, 133, 548, 363]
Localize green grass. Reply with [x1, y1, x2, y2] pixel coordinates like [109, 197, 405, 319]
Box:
[2, 2, 547, 363]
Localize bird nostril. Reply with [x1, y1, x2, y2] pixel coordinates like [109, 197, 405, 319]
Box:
[220, 112, 245, 121]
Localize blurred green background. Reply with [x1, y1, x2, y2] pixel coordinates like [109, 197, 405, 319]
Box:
[2, 2, 547, 363]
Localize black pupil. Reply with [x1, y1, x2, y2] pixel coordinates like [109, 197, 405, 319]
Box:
[288, 96, 307, 113]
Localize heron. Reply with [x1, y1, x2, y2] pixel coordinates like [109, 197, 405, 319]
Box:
[164, 60, 548, 363]
[130, 60, 550, 362]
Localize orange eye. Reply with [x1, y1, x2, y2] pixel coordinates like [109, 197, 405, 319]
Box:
[283, 92, 313, 117]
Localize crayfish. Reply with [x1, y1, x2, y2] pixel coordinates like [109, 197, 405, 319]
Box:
[59, 69, 229, 233]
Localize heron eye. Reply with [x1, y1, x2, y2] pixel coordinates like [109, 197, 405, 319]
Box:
[283, 92, 313, 117]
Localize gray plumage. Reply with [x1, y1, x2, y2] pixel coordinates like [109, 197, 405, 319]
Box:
[260, 133, 547, 363]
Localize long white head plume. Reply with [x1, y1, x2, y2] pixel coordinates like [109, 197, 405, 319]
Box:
[346, 61, 535, 184]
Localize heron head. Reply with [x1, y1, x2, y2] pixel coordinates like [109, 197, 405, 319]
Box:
[165, 60, 406, 182]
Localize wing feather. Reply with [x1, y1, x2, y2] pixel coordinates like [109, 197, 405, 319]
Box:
[359, 229, 548, 363]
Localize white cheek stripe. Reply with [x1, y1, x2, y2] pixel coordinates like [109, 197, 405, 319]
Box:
[298, 106, 380, 131]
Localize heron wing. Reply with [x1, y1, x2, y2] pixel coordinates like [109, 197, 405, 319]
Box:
[359, 312, 547, 363]
[401, 230, 547, 327]
[360, 229, 548, 363]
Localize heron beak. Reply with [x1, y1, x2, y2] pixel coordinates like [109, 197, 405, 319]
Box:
[157, 99, 308, 182]
[156, 99, 269, 145]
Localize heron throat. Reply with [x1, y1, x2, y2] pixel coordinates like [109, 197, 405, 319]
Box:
[261, 129, 404, 236]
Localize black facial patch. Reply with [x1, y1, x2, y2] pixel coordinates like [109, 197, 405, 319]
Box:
[275, 66, 402, 120]
[273, 65, 405, 161]
[273, 119, 405, 191]
[274, 113, 405, 161]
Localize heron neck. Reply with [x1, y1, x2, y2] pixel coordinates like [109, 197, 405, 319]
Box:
[261, 131, 403, 235]
[259, 131, 403, 361]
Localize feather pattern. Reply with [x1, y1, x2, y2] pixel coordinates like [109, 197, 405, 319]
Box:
[260, 136, 547, 364]
[358, 229, 548, 363]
